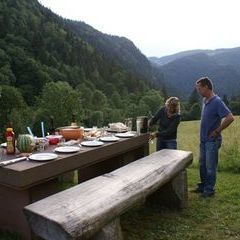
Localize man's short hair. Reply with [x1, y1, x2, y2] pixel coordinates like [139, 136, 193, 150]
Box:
[196, 77, 213, 90]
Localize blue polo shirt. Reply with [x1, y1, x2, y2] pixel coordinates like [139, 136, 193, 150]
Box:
[200, 95, 230, 142]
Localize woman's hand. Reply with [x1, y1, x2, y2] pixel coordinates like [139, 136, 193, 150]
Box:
[149, 132, 157, 140]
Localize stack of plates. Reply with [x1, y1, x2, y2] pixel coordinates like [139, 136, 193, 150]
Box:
[115, 132, 135, 138]
[99, 136, 120, 142]
[81, 141, 104, 147]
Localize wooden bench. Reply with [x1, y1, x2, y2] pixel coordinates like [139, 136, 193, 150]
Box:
[24, 149, 192, 240]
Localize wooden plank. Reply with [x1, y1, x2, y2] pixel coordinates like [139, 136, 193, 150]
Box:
[24, 149, 192, 240]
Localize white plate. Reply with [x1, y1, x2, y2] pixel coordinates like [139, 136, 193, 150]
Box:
[0, 142, 7, 148]
[99, 136, 120, 142]
[81, 140, 104, 147]
[84, 128, 93, 132]
[54, 146, 81, 153]
[29, 153, 58, 161]
[115, 132, 135, 138]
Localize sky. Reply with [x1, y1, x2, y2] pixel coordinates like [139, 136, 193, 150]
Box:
[38, 0, 240, 57]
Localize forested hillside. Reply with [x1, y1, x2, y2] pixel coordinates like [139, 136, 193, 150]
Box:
[0, 0, 164, 139]
[67, 21, 153, 79]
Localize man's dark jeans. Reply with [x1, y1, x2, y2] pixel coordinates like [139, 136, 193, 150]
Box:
[198, 140, 222, 194]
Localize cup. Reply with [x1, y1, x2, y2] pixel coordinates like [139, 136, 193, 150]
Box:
[35, 137, 48, 151]
[124, 118, 133, 132]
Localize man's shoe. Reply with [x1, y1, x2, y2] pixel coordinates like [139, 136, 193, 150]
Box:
[190, 188, 203, 193]
[201, 191, 215, 198]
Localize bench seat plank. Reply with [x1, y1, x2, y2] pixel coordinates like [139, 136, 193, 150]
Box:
[24, 149, 192, 240]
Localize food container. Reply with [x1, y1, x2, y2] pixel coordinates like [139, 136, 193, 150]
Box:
[46, 135, 63, 145]
[136, 116, 148, 134]
[34, 137, 48, 150]
[58, 127, 84, 140]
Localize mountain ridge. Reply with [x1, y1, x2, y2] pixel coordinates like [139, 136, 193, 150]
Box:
[149, 47, 240, 98]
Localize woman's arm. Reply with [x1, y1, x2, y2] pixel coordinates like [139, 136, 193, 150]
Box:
[148, 108, 162, 126]
[156, 115, 181, 137]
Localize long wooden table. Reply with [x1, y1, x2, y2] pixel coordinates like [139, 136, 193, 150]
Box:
[0, 133, 149, 240]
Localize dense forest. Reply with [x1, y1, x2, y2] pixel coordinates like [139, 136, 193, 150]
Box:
[0, 0, 166, 139]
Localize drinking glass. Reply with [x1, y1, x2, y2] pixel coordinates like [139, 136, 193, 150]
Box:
[125, 118, 133, 132]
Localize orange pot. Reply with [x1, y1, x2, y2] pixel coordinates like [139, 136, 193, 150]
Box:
[59, 127, 84, 140]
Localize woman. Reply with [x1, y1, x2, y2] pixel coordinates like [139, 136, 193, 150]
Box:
[149, 97, 181, 151]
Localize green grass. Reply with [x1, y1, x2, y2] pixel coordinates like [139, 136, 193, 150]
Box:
[1, 118, 240, 239]
[121, 117, 240, 240]
[121, 168, 240, 240]
[177, 117, 240, 172]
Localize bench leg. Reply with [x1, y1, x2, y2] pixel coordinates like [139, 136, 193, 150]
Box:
[91, 218, 123, 240]
[147, 170, 188, 209]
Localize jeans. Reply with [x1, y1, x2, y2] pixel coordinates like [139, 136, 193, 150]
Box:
[157, 138, 177, 151]
[198, 140, 221, 193]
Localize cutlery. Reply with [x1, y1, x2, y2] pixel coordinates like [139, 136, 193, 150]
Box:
[0, 157, 27, 167]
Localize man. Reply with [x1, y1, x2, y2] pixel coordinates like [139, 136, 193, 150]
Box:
[194, 77, 234, 198]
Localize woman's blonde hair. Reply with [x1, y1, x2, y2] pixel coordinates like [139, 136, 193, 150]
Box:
[165, 97, 180, 114]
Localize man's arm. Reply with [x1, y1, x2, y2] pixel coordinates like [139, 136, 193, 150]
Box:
[209, 113, 234, 138]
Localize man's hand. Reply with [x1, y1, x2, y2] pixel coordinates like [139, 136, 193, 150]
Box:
[208, 129, 220, 138]
[209, 113, 234, 138]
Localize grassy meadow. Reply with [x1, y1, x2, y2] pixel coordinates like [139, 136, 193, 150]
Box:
[121, 116, 240, 240]
[122, 168, 240, 240]
[177, 116, 240, 172]
[1, 118, 240, 240]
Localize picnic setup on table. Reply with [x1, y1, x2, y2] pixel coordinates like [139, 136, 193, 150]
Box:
[0, 117, 192, 240]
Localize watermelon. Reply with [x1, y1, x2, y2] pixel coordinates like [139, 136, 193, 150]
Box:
[17, 134, 35, 153]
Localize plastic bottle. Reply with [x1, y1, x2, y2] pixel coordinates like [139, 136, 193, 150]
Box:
[6, 125, 15, 155]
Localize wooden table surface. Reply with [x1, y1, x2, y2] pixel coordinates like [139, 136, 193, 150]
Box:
[0, 133, 149, 189]
[0, 132, 150, 239]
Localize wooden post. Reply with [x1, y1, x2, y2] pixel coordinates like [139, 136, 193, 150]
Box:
[146, 170, 188, 209]
[91, 218, 123, 240]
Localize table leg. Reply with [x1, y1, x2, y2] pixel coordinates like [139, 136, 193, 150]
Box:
[0, 185, 31, 240]
[78, 144, 149, 183]
[0, 178, 61, 239]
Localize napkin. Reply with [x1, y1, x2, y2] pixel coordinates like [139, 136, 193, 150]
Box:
[0, 157, 27, 167]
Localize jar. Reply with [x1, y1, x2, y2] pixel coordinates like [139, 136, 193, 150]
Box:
[136, 116, 148, 134]
[124, 118, 133, 131]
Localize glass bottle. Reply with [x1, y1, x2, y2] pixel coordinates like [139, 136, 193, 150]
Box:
[6, 124, 15, 155]
[71, 113, 77, 127]
[49, 116, 56, 135]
